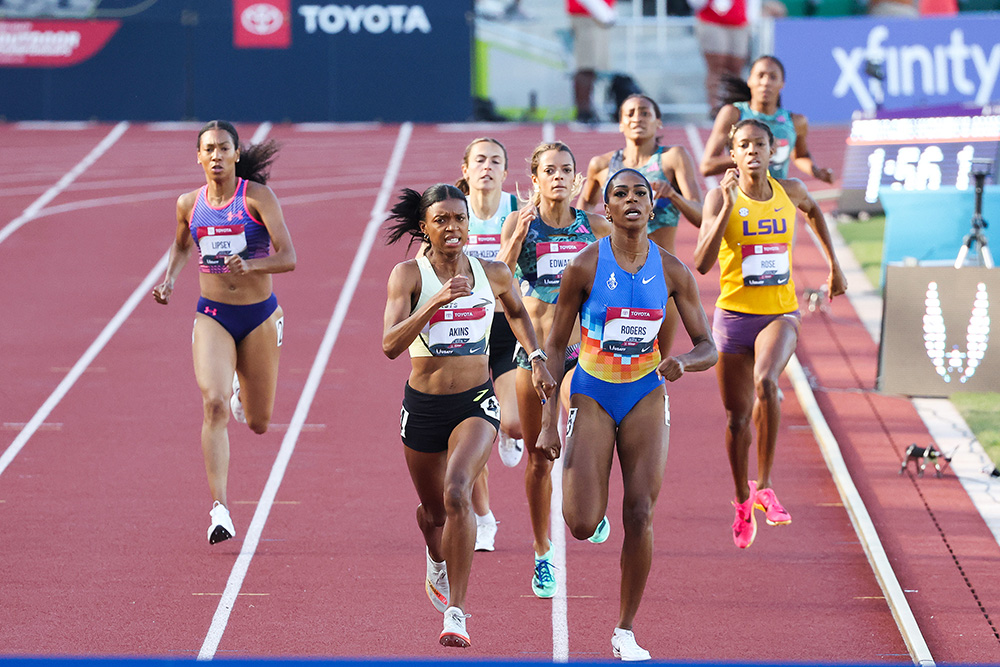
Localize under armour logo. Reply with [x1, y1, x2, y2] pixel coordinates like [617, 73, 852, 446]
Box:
[204, 306, 217, 316]
[227, 211, 244, 222]
[607, 271, 618, 290]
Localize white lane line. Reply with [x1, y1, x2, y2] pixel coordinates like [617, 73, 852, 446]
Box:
[197, 122, 414, 661]
[542, 122, 556, 143]
[15, 121, 95, 130]
[0, 252, 169, 479]
[550, 455, 569, 662]
[0, 121, 129, 247]
[250, 122, 272, 145]
[786, 357, 934, 666]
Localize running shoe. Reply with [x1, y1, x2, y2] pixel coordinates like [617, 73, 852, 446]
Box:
[732, 481, 757, 549]
[532, 544, 557, 598]
[230, 373, 246, 424]
[440, 606, 471, 648]
[208, 501, 235, 545]
[755, 486, 792, 525]
[587, 515, 610, 544]
[611, 628, 651, 661]
[475, 516, 498, 552]
[425, 548, 450, 613]
[498, 432, 524, 467]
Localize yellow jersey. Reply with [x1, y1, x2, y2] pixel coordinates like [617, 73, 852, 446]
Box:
[716, 176, 798, 315]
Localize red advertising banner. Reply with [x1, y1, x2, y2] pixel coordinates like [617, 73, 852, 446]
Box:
[233, 0, 291, 49]
[0, 20, 120, 67]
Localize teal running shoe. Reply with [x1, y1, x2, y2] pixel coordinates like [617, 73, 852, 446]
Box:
[588, 515, 610, 544]
[531, 545, 557, 598]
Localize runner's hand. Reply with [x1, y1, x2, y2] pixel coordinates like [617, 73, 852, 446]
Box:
[651, 179, 676, 202]
[225, 254, 250, 276]
[827, 264, 848, 299]
[656, 356, 686, 382]
[152, 282, 173, 305]
[720, 169, 739, 206]
[531, 363, 556, 404]
[513, 205, 538, 242]
[434, 275, 473, 306]
[535, 424, 561, 461]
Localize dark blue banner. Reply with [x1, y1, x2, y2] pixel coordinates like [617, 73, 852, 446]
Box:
[774, 14, 1000, 123]
[0, 1, 472, 122]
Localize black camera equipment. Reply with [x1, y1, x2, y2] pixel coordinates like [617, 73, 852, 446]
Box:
[954, 158, 994, 269]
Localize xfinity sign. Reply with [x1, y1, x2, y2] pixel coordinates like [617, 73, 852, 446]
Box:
[775, 15, 1000, 123]
[299, 4, 431, 34]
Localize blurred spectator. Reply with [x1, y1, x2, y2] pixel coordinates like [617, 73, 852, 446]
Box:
[568, 0, 616, 123]
[691, 0, 750, 113]
[867, 0, 920, 15]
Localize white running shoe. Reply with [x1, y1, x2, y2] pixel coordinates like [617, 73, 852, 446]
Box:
[497, 432, 524, 467]
[208, 501, 236, 545]
[475, 516, 498, 552]
[612, 628, 651, 661]
[230, 373, 246, 424]
[440, 606, 471, 648]
[425, 548, 450, 613]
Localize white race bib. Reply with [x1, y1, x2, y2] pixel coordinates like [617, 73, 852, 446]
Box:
[196, 224, 247, 268]
[741, 243, 790, 286]
[601, 307, 663, 355]
[536, 241, 588, 286]
[426, 307, 489, 356]
[465, 234, 501, 261]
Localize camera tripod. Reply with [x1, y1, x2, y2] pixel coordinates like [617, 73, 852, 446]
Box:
[954, 166, 994, 269]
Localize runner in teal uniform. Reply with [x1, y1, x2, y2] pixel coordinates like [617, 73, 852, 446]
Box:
[578, 93, 703, 358]
[701, 55, 835, 184]
[498, 141, 612, 599]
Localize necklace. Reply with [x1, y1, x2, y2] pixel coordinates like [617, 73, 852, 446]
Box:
[611, 239, 649, 265]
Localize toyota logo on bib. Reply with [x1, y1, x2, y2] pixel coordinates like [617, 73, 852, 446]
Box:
[242, 3, 284, 35]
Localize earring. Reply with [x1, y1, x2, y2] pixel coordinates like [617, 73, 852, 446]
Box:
[649, 212, 655, 220]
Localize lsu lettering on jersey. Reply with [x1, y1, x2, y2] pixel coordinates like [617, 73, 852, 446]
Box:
[716, 176, 798, 315]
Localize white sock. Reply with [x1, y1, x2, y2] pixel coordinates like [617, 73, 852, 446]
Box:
[476, 510, 495, 526]
[426, 547, 445, 569]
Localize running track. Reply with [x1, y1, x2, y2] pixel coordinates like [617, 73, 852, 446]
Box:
[0, 120, 997, 662]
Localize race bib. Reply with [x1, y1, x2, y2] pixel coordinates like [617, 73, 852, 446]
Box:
[196, 225, 247, 268]
[426, 307, 489, 356]
[771, 138, 791, 172]
[601, 307, 663, 355]
[742, 243, 790, 286]
[465, 234, 501, 261]
[536, 241, 588, 286]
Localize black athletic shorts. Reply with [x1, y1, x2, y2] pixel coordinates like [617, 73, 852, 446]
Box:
[489, 311, 518, 379]
[400, 380, 501, 454]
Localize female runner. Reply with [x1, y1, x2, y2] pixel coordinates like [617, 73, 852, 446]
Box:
[700, 55, 835, 184]
[498, 141, 612, 599]
[538, 168, 716, 661]
[694, 119, 846, 549]
[152, 120, 296, 545]
[578, 93, 703, 355]
[455, 138, 523, 552]
[382, 184, 553, 648]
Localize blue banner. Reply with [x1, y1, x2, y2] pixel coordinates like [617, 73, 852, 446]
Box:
[774, 14, 1000, 123]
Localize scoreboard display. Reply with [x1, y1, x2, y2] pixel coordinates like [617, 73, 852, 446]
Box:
[839, 105, 1000, 214]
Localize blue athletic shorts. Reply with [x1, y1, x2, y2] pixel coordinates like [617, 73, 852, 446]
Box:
[570, 366, 664, 426]
[196, 293, 278, 344]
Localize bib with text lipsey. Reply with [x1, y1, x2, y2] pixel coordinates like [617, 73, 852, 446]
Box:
[465, 234, 501, 261]
[196, 224, 248, 267]
[536, 241, 589, 286]
[741, 243, 790, 286]
[601, 307, 664, 355]
[426, 307, 489, 356]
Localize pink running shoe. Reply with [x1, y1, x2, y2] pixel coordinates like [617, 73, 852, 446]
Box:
[731, 481, 758, 549]
[755, 486, 792, 525]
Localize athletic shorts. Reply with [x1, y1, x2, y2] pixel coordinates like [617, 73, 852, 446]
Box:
[694, 20, 750, 58]
[514, 342, 580, 372]
[570, 365, 665, 426]
[400, 380, 501, 454]
[712, 308, 801, 355]
[489, 311, 518, 379]
[196, 293, 279, 344]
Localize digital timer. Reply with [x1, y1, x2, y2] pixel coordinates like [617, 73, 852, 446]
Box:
[838, 106, 1000, 214]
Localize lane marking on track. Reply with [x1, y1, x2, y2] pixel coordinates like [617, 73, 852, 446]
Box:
[0, 253, 169, 479]
[542, 121, 555, 143]
[551, 455, 569, 663]
[197, 122, 413, 661]
[0, 121, 129, 247]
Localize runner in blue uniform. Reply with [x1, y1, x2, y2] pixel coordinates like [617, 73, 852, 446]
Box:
[700, 55, 835, 183]
[498, 141, 612, 599]
[539, 168, 716, 661]
[152, 120, 296, 545]
[383, 183, 554, 648]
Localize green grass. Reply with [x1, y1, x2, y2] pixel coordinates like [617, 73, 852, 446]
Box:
[836, 215, 885, 290]
[836, 216, 1000, 468]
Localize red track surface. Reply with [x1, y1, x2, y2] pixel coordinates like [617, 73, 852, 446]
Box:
[0, 121, 996, 662]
